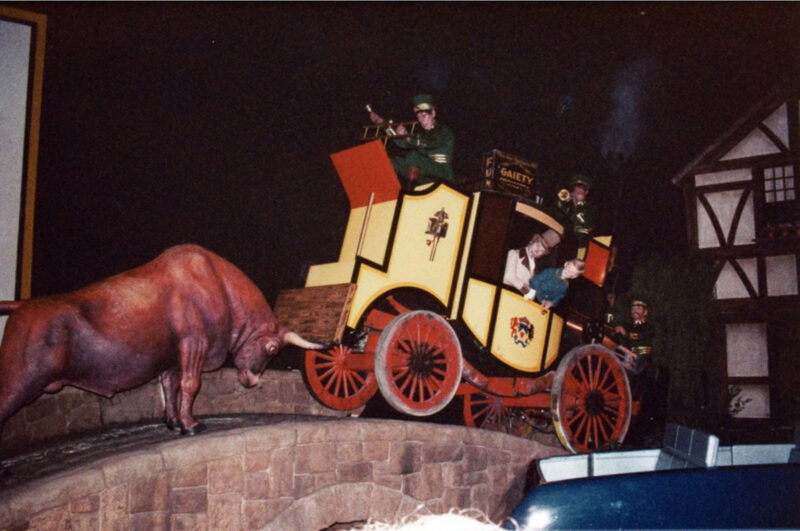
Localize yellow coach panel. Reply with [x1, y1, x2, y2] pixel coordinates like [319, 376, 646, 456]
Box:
[347, 184, 470, 328]
[305, 201, 397, 287]
[462, 278, 496, 345]
[338, 201, 397, 264]
[491, 291, 561, 372]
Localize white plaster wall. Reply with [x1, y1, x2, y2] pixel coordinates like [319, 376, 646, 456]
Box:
[721, 128, 781, 161]
[696, 189, 755, 248]
[725, 322, 768, 378]
[762, 103, 789, 147]
[766, 254, 798, 296]
[694, 168, 751, 187]
[715, 258, 757, 299]
[0, 19, 32, 339]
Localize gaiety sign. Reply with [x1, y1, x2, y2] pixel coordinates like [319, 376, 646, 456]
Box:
[482, 149, 539, 200]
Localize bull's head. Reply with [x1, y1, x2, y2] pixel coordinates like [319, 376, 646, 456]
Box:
[233, 320, 324, 388]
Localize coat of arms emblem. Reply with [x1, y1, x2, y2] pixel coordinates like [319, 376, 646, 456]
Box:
[510, 316, 534, 347]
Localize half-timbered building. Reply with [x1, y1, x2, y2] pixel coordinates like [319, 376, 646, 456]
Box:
[672, 81, 799, 439]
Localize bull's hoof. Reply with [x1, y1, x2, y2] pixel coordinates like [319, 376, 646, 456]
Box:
[165, 418, 180, 431]
[180, 422, 207, 436]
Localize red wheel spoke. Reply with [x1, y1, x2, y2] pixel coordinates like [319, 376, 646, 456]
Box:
[318, 365, 337, 382]
[344, 371, 364, 397]
[349, 371, 366, 386]
[416, 376, 426, 401]
[574, 362, 591, 391]
[396, 371, 413, 394]
[391, 366, 410, 380]
[424, 375, 438, 398]
[472, 403, 491, 421]
[321, 372, 338, 393]
[316, 351, 337, 362]
[596, 363, 614, 391]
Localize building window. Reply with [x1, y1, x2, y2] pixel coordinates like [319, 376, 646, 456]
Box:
[764, 165, 795, 203]
[726, 323, 769, 377]
[726, 323, 771, 419]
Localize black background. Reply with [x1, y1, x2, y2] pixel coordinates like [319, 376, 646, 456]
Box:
[9, 2, 799, 303]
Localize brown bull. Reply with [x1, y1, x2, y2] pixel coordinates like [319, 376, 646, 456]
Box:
[0, 244, 322, 468]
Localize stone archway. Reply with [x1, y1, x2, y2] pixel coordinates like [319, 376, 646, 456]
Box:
[262, 483, 426, 531]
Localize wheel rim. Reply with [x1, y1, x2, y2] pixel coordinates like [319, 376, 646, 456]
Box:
[374, 310, 462, 416]
[304, 344, 377, 410]
[551, 345, 631, 453]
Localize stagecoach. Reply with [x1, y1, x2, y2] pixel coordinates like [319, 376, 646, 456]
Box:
[275, 138, 633, 453]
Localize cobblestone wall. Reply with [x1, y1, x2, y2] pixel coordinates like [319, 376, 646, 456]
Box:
[0, 419, 564, 530]
[1, 369, 357, 453]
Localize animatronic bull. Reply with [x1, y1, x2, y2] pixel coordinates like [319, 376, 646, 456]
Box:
[0, 244, 322, 470]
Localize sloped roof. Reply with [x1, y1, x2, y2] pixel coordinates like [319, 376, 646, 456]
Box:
[671, 79, 800, 185]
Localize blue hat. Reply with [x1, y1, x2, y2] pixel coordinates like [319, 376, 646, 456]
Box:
[413, 94, 435, 112]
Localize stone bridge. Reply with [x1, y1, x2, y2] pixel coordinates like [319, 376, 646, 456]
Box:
[0, 369, 564, 530]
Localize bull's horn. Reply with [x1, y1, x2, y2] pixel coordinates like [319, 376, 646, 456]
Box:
[284, 331, 325, 350]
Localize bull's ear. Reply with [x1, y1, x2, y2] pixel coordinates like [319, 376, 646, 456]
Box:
[264, 340, 279, 356]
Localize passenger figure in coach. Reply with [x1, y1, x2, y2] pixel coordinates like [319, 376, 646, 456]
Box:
[503, 233, 550, 296]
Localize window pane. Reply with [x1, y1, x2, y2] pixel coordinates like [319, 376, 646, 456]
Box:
[777, 166, 785, 177]
[776, 190, 785, 201]
[765, 179, 773, 191]
[775, 178, 784, 190]
[766, 255, 798, 296]
[786, 165, 795, 176]
[786, 177, 795, 189]
[787, 189, 795, 201]
[726, 323, 768, 376]
[765, 167, 773, 178]
[766, 191, 774, 203]
[729, 384, 770, 419]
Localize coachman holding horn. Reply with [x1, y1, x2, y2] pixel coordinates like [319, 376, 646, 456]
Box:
[368, 94, 455, 188]
[556, 173, 599, 253]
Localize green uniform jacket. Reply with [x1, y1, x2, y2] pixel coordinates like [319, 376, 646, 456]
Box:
[556, 198, 599, 247]
[620, 320, 655, 357]
[390, 124, 455, 183]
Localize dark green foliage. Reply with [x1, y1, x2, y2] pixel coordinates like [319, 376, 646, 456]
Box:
[613, 253, 725, 431]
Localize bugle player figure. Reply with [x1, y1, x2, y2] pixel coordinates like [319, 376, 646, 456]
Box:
[368, 94, 454, 188]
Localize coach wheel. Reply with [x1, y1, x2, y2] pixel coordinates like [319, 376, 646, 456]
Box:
[304, 344, 377, 410]
[462, 390, 535, 436]
[374, 310, 463, 416]
[551, 344, 632, 453]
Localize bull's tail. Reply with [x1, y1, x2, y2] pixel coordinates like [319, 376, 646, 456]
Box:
[0, 301, 22, 315]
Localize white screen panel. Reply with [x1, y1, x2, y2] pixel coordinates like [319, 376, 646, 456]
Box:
[0, 18, 32, 338]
